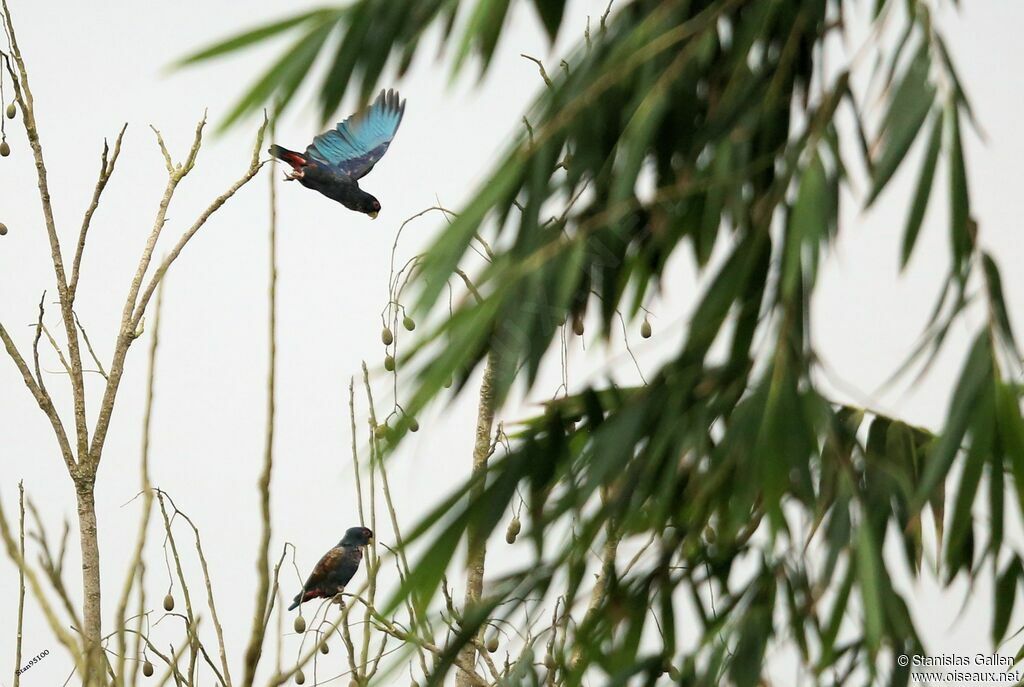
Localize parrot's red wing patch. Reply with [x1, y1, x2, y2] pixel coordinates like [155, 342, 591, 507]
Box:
[279, 150, 308, 170]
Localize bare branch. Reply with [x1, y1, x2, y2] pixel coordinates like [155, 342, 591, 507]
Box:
[456, 350, 498, 687]
[132, 116, 267, 328]
[0, 493, 83, 670]
[73, 311, 108, 380]
[13, 482, 25, 687]
[155, 493, 201, 684]
[0, 319, 75, 470]
[114, 282, 162, 687]
[41, 323, 72, 376]
[157, 490, 233, 687]
[88, 116, 269, 465]
[25, 501, 82, 629]
[150, 126, 175, 174]
[241, 119, 276, 687]
[520, 54, 553, 87]
[362, 604, 489, 687]
[70, 123, 128, 299]
[31, 291, 47, 393]
[1, 0, 91, 470]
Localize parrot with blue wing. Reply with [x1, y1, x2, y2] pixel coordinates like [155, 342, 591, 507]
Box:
[269, 89, 405, 218]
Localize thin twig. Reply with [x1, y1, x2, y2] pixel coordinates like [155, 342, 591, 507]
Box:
[520, 54, 553, 87]
[74, 311, 108, 380]
[70, 123, 128, 299]
[116, 296, 157, 687]
[241, 116, 276, 687]
[13, 482, 25, 687]
[0, 493, 83, 671]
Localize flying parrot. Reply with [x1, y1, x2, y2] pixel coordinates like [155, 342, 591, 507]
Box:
[288, 527, 374, 610]
[269, 89, 406, 218]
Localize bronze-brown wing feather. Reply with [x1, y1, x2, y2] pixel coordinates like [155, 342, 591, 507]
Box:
[289, 545, 363, 610]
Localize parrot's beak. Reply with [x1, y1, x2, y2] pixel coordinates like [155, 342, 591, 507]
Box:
[368, 211, 379, 220]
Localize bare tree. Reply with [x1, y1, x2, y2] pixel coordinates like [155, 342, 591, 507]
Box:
[0, 0, 266, 682]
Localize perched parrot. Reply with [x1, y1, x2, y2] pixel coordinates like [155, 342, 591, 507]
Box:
[288, 527, 374, 610]
[269, 89, 406, 218]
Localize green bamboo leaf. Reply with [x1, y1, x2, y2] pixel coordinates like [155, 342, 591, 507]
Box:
[317, 3, 374, 122]
[982, 253, 1020, 359]
[174, 8, 338, 66]
[683, 232, 768, 362]
[990, 431, 1005, 554]
[454, 0, 511, 75]
[996, 382, 1024, 517]
[783, 152, 829, 300]
[945, 391, 993, 577]
[994, 557, 1021, 643]
[413, 156, 525, 314]
[856, 523, 885, 652]
[949, 103, 972, 267]
[900, 110, 942, 268]
[916, 331, 992, 506]
[531, 0, 566, 42]
[934, 34, 978, 127]
[867, 44, 936, 204]
[729, 578, 774, 687]
[219, 21, 335, 130]
[697, 141, 733, 266]
[818, 561, 855, 668]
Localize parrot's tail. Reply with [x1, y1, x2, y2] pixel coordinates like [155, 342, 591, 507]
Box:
[287, 594, 301, 611]
[269, 145, 308, 170]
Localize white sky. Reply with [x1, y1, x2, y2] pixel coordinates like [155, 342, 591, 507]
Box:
[1, 1, 1023, 684]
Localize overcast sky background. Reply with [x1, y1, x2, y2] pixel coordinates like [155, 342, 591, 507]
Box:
[1, 1, 1023, 684]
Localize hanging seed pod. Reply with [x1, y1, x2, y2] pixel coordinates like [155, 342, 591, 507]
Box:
[571, 314, 584, 336]
[381, 327, 394, 345]
[443, 376, 453, 389]
[162, 594, 174, 612]
[293, 615, 306, 634]
[5, 103, 15, 119]
[668, 665, 680, 681]
[142, 661, 154, 677]
[640, 317, 652, 339]
[0, 223, 8, 236]
[0, 141, 10, 157]
[319, 642, 330, 655]
[294, 669, 305, 685]
[505, 517, 521, 544]
[544, 653, 556, 670]
[486, 636, 499, 653]
[402, 316, 416, 331]
[374, 424, 388, 439]
[384, 355, 395, 372]
[408, 417, 419, 433]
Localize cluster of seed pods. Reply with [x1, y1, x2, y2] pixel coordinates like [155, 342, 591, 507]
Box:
[0, 101, 14, 237]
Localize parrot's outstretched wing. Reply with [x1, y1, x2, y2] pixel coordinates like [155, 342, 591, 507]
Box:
[306, 89, 405, 179]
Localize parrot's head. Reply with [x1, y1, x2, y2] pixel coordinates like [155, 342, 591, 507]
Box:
[340, 527, 374, 547]
[357, 195, 381, 220]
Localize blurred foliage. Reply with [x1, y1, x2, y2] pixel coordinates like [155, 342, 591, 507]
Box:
[185, 0, 1024, 683]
